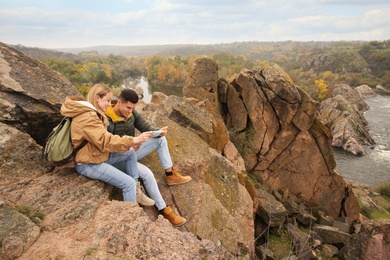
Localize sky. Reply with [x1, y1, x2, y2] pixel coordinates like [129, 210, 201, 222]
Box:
[1, 0, 389, 49]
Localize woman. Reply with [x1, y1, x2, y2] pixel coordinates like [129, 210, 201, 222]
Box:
[60, 83, 154, 205]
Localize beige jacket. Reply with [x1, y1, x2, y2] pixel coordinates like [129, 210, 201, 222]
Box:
[60, 96, 134, 164]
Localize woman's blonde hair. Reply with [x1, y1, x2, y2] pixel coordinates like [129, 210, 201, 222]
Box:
[87, 84, 111, 110]
[87, 83, 112, 124]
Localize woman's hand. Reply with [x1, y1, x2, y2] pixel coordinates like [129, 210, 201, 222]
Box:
[133, 131, 153, 146]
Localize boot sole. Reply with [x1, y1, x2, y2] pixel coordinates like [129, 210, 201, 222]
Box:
[138, 200, 155, 206]
[166, 178, 192, 186]
[139, 203, 155, 207]
[173, 220, 187, 227]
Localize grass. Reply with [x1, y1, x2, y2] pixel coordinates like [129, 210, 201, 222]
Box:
[16, 205, 44, 224]
[85, 247, 96, 256]
[377, 183, 390, 197]
[267, 232, 292, 259]
[370, 209, 390, 219]
[360, 203, 390, 220]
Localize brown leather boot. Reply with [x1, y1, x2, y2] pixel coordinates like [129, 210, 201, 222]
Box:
[161, 206, 186, 227]
[166, 168, 192, 186]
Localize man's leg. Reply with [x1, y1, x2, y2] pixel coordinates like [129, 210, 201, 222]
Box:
[137, 137, 192, 185]
[138, 162, 186, 227]
[137, 162, 166, 210]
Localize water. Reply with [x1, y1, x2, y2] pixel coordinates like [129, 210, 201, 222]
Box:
[333, 94, 390, 185]
[136, 76, 153, 102]
[122, 76, 153, 102]
[123, 76, 183, 103]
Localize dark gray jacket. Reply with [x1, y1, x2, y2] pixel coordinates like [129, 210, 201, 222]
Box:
[106, 108, 158, 137]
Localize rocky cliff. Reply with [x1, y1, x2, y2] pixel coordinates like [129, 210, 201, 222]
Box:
[318, 83, 375, 155]
[0, 43, 80, 146]
[0, 42, 252, 259]
[1, 43, 378, 259]
[184, 58, 360, 224]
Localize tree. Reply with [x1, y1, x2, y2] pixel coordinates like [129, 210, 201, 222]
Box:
[315, 79, 330, 101]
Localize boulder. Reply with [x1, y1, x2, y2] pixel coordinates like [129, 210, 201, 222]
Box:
[318, 244, 339, 258]
[0, 42, 81, 145]
[338, 219, 390, 260]
[318, 84, 375, 155]
[276, 192, 318, 226]
[354, 84, 377, 99]
[332, 217, 351, 233]
[0, 200, 40, 259]
[197, 60, 361, 224]
[139, 95, 255, 255]
[375, 84, 390, 94]
[312, 225, 352, 245]
[329, 83, 369, 111]
[0, 122, 51, 185]
[256, 188, 287, 227]
[286, 223, 318, 260]
[183, 57, 218, 104]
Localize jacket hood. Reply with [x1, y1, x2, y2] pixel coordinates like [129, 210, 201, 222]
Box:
[60, 96, 97, 118]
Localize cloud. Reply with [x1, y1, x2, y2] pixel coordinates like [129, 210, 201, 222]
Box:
[1, 1, 389, 48]
[317, 0, 390, 5]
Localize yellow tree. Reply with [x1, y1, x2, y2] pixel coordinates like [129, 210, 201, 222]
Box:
[101, 64, 113, 79]
[315, 79, 329, 101]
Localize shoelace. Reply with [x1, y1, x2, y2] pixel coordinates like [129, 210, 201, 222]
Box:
[139, 184, 149, 196]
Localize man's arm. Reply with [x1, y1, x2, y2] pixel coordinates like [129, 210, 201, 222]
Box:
[133, 109, 158, 133]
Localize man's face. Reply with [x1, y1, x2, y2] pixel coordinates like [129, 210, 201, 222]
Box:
[117, 99, 137, 117]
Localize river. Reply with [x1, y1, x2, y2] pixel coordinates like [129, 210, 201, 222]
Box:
[333, 94, 390, 185]
[128, 78, 390, 185]
[123, 76, 182, 103]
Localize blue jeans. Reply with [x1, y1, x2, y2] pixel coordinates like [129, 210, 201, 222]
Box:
[75, 149, 138, 202]
[136, 163, 167, 210]
[136, 136, 172, 170]
[113, 157, 167, 211]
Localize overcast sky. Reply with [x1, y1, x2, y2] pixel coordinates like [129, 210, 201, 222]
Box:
[1, 0, 389, 49]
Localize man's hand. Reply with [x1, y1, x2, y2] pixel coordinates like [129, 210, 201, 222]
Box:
[159, 126, 168, 136]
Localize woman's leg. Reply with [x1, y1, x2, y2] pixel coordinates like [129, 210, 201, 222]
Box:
[75, 162, 136, 202]
[107, 149, 139, 180]
[136, 137, 173, 170]
[137, 162, 166, 210]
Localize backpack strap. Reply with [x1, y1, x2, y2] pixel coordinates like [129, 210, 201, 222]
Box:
[74, 139, 88, 153]
[107, 116, 115, 134]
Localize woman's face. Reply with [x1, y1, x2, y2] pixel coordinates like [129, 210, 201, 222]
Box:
[96, 92, 113, 111]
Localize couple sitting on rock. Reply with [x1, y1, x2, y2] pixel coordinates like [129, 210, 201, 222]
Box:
[60, 84, 191, 227]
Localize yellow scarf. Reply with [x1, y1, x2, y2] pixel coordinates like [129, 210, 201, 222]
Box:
[105, 106, 132, 123]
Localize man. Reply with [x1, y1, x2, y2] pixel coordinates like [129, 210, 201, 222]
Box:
[106, 88, 192, 186]
[105, 89, 191, 227]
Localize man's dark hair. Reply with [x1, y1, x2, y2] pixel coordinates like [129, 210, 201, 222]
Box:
[119, 89, 139, 104]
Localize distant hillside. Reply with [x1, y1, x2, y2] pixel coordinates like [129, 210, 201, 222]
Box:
[56, 44, 190, 56]
[7, 40, 390, 90]
[52, 41, 364, 58]
[8, 41, 368, 57]
[8, 44, 80, 61]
